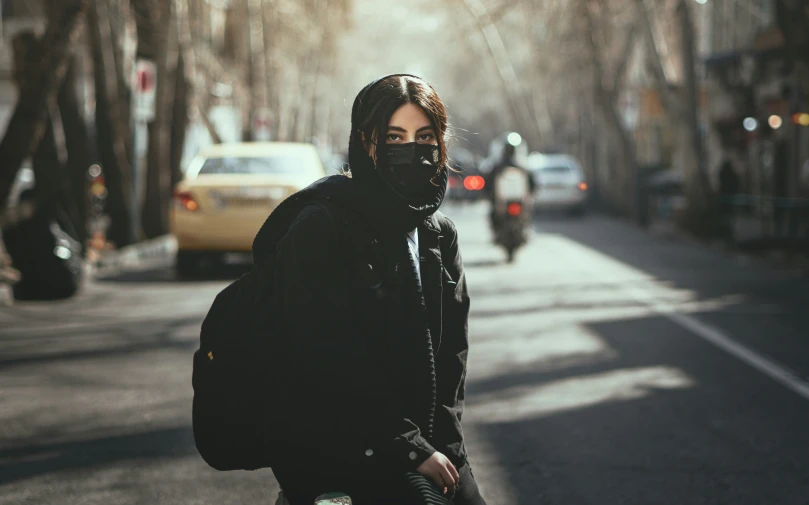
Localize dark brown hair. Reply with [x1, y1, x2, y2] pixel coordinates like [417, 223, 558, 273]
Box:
[348, 75, 450, 180]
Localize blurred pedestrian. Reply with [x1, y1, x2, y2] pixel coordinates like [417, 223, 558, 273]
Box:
[266, 74, 487, 505]
[3, 188, 82, 300]
[799, 158, 809, 238]
[717, 158, 740, 244]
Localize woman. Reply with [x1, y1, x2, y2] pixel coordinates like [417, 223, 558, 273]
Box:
[266, 74, 486, 505]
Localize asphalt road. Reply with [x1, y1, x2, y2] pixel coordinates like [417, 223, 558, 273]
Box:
[2, 203, 809, 505]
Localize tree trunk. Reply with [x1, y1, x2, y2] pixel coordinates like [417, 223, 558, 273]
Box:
[775, 0, 809, 97]
[30, 109, 64, 216]
[775, 0, 809, 71]
[0, 0, 89, 211]
[295, 52, 316, 142]
[638, 0, 711, 234]
[247, 0, 268, 139]
[7, 31, 83, 241]
[676, 0, 713, 235]
[170, 52, 189, 188]
[583, 0, 639, 220]
[140, 0, 178, 238]
[58, 57, 91, 244]
[88, 0, 133, 247]
[109, 1, 134, 167]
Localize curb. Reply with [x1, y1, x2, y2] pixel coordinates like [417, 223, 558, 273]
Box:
[0, 284, 12, 307]
[645, 219, 809, 276]
[87, 235, 178, 279]
[0, 267, 20, 307]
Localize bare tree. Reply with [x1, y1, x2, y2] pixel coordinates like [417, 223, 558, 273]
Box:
[0, 0, 89, 211]
[454, 0, 538, 142]
[131, 0, 181, 238]
[87, 0, 135, 247]
[582, 0, 640, 219]
[638, 0, 712, 234]
[57, 58, 92, 244]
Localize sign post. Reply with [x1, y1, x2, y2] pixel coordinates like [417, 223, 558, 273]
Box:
[130, 59, 157, 242]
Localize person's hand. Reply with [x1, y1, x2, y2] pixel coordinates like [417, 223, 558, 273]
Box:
[416, 451, 459, 495]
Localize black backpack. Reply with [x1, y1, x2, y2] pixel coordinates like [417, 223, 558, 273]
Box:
[191, 256, 277, 471]
[192, 195, 375, 471]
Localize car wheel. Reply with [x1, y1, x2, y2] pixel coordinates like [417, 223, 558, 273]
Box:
[176, 251, 203, 278]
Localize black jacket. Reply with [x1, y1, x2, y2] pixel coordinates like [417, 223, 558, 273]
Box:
[260, 176, 471, 484]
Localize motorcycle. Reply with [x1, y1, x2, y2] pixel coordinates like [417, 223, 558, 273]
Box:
[491, 166, 532, 263]
[494, 199, 530, 263]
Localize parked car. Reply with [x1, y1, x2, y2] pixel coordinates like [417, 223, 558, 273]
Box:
[529, 153, 588, 215]
[447, 147, 486, 202]
[170, 142, 326, 276]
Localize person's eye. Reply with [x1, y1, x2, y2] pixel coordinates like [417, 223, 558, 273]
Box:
[386, 133, 402, 143]
[418, 133, 435, 142]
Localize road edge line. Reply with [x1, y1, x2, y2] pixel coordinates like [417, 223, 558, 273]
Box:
[626, 285, 809, 402]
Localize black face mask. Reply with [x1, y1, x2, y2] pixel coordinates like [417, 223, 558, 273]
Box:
[377, 143, 441, 199]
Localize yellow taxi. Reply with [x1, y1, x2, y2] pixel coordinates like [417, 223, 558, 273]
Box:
[170, 142, 326, 275]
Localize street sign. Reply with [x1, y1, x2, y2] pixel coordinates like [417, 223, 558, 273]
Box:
[133, 59, 157, 122]
[619, 91, 640, 131]
[252, 108, 273, 141]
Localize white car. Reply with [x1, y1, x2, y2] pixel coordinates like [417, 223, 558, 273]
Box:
[529, 154, 588, 215]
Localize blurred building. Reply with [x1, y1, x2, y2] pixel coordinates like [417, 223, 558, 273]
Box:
[704, 0, 808, 203]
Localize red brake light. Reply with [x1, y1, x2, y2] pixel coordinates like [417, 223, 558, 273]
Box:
[464, 176, 486, 191]
[507, 202, 522, 216]
[173, 190, 199, 211]
[578, 182, 588, 191]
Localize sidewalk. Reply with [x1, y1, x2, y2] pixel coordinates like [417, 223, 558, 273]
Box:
[86, 235, 177, 279]
[646, 214, 809, 276]
[0, 266, 18, 307]
[0, 238, 19, 307]
[0, 235, 177, 306]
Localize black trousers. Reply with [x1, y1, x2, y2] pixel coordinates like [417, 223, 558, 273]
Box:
[275, 462, 487, 505]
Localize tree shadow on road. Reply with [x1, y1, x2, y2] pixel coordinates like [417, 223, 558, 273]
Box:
[532, 215, 809, 377]
[0, 426, 196, 487]
[0, 314, 201, 368]
[95, 265, 250, 284]
[535, 215, 809, 311]
[466, 313, 809, 505]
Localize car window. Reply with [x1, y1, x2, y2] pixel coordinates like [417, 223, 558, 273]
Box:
[539, 166, 572, 174]
[197, 156, 309, 175]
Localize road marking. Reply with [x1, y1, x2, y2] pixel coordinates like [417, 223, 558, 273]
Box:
[545, 233, 809, 403]
[623, 284, 809, 402]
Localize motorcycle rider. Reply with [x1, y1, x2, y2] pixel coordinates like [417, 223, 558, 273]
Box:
[486, 136, 535, 232]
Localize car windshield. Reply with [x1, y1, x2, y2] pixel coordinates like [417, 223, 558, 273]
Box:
[197, 156, 305, 175]
[539, 166, 572, 174]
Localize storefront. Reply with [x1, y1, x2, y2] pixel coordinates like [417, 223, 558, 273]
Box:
[705, 27, 809, 242]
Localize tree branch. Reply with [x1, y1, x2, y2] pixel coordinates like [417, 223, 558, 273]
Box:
[636, 0, 679, 117]
[612, 22, 638, 92]
[0, 0, 88, 210]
